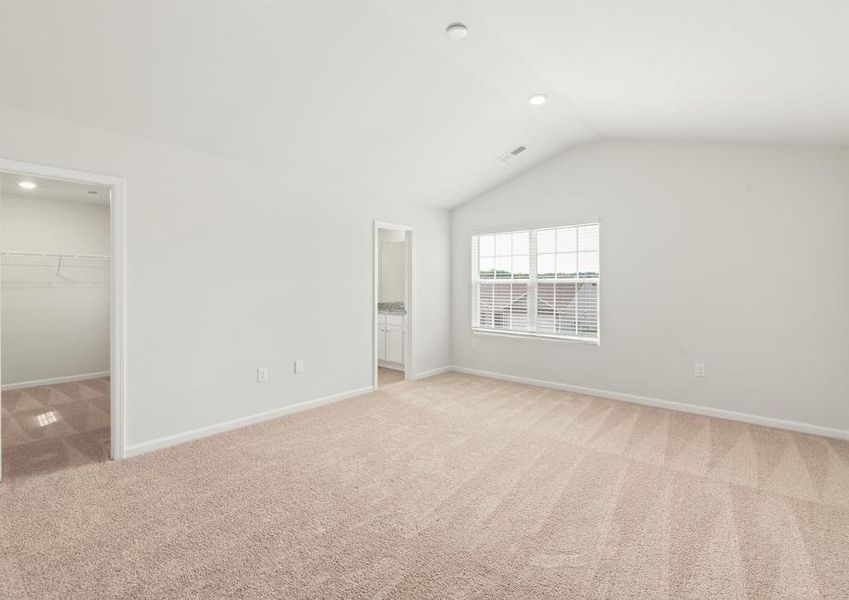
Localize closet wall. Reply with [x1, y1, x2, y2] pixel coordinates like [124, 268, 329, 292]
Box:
[1, 193, 110, 387]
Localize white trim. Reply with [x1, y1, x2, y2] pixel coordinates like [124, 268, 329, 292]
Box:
[451, 366, 849, 441]
[409, 366, 453, 380]
[470, 217, 603, 237]
[109, 180, 128, 460]
[125, 385, 375, 458]
[2, 372, 110, 391]
[0, 158, 128, 479]
[472, 329, 600, 345]
[0, 159, 125, 188]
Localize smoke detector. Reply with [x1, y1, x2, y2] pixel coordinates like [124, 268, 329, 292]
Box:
[446, 23, 469, 39]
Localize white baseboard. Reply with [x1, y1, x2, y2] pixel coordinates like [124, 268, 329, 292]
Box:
[410, 366, 453, 380]
[124, 385, 375, 458]
[2, 371, 110, 391]
[121, 365, 847, 459]
[451, 366, 849, 441]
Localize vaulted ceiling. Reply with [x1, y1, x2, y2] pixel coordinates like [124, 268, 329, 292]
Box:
[0, 1, 846, 208]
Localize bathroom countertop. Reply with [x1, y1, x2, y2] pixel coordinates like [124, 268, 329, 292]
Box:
[378, 302, 406, 314]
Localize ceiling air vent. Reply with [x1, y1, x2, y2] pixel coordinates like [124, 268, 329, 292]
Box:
[497, 145, 527, 163]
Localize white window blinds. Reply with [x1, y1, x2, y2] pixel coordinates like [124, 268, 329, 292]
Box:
[472, 223, 599, 342]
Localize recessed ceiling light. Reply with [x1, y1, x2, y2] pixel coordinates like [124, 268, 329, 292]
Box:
[18, 180, 37, 190]
[446, 23, 468, 39]
[529, 94, 548, 106]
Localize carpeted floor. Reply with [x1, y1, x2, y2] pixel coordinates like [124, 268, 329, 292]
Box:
[1, 372, 847, 599]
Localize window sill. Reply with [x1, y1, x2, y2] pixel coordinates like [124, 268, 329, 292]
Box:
[472, 328, 600, 345]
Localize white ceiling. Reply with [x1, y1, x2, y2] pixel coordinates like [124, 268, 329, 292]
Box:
[0, 173, 109, 205]
[0, 1, 845, 208]
[465, 0, 849, 145]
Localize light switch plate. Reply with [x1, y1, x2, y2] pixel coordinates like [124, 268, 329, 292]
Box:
[294, 359, 304, 374]
[256, 367, 269, 383]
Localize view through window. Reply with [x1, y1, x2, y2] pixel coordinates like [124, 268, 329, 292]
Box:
[471, 223, 599, 342]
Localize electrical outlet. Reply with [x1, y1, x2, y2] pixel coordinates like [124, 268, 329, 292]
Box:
[256, 367, 269, 383]
[471, 337, 479, 349]
[294, 359, 304, 375]
[694, 362, 706, 378]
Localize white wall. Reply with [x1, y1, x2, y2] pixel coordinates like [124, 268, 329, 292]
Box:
[1, 194, 110, 385]
[452, 140, 849, 435]
[0, 106, 451, 453]
[378, 229, 405, 303]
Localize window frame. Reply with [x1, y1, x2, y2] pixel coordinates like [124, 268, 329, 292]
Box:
[471, 222, 601, 345]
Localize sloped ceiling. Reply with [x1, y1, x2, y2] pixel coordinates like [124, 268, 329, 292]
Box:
[464, 0, 849, 146]
[0, 1, 845, 208]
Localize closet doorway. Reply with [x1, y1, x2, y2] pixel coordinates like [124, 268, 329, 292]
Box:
[373, 221, 413, 389]
[0, 161, 126, 483]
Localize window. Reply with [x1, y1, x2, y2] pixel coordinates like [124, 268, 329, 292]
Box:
[472, 223, 599, 342]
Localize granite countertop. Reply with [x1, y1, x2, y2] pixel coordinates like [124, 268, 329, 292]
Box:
[378, 302, 406, 314]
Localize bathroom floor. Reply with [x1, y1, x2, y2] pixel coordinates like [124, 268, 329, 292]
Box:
[378, 367, 405, 387]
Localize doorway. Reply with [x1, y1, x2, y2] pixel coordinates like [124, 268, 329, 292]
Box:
[0, 160, 126, 483]
[373, 221, 413, 389]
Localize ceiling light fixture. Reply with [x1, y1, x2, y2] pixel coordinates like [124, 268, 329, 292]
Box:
[446, 23, 468, 39]
[18, 180, 37, 190]
[529, 94, 548, 106]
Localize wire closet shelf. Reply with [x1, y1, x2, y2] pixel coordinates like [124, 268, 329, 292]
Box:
[1, 251, 111, 285]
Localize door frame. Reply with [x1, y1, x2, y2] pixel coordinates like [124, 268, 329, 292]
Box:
[373, 220, 414, 389]
[0, 158, 128, 480]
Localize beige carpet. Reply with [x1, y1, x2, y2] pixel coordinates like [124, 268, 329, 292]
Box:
[1, 372, 847, 599]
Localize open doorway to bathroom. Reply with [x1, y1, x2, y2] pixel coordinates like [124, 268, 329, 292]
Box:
[373, 221, 412, 389]
[0, 166, 124, 483]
